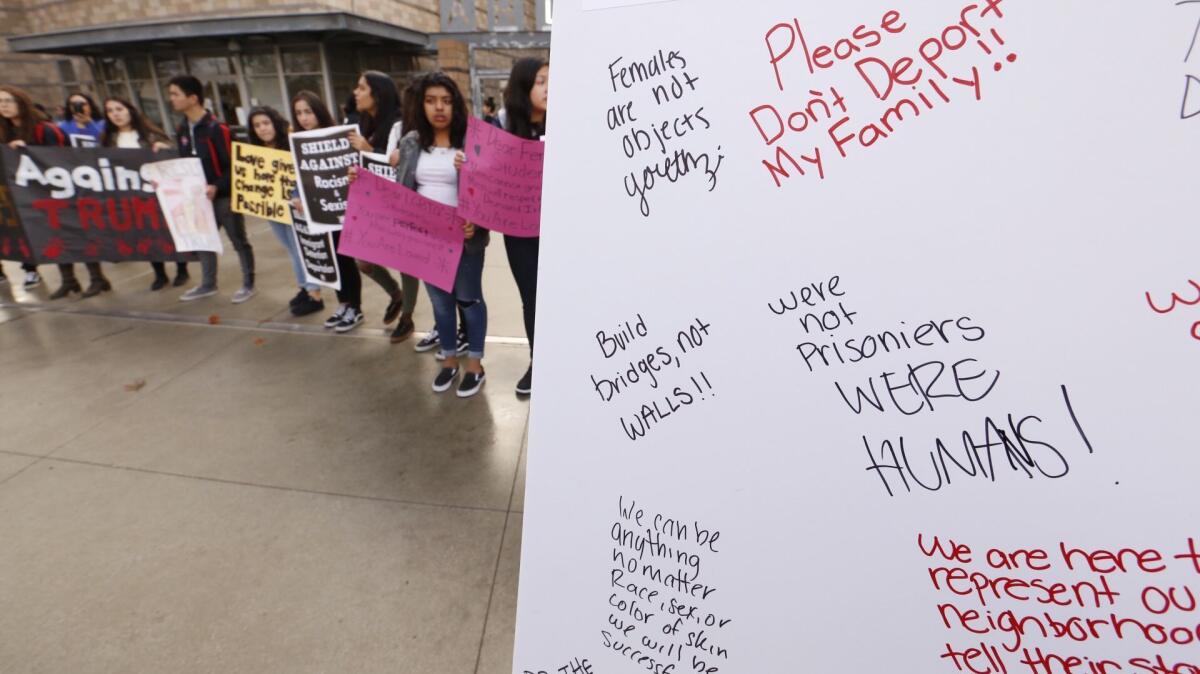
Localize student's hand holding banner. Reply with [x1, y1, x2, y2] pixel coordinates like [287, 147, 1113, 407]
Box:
[339, 170, 463, 292]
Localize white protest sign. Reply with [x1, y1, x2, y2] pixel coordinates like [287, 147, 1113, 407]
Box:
[68, 134, 98, 149]
[142, 157, 222, 254]
[515, 2, 1200, 674]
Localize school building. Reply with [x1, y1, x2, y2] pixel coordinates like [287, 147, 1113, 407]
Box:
[2, 0, 551, 133]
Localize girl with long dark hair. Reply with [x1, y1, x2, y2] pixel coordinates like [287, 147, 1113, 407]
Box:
[290, 91, 365, 332]
[100, 97, 189, 291]
[347, 70, 419, 342]
[59, 92, 104, 143]
[391, 72, 488, 397]
[501, 57, 549, 395]
[0, 85, 79, 293]
[246, 105, 324, 316]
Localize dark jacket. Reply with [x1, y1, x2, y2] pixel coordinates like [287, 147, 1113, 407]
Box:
[394, 130, 488, 254]
[175, 112, 233, 197]
[31, 121, 67, 147]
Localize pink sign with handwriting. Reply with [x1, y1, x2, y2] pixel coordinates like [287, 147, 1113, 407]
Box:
[340, 171, 463, 292]
[459, 117, 545, 238]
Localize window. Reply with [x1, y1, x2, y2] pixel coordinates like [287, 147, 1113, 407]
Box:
[132, 80, 168, 134]
[247, 75, 285, 115]
[280, 46, 327, 114]
[286, 75, 325, 104]
[241, 50, 285, 113]
[241, 51, 278, 77]
[187, 55, 236, 77]
[154, 56, 184, 82]
[125, 56, 151, 81]
[57, 60, 77, 84]
[281, 49, 321, 74]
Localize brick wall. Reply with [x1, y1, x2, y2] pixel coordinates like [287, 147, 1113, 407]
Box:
[0, 1, 96, 112]
[9, 0, 441, 35]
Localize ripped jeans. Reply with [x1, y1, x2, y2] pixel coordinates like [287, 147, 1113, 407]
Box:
[425, 250, 487, 360]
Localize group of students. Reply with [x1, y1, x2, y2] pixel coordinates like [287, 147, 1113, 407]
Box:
[0, 56, 549, 399]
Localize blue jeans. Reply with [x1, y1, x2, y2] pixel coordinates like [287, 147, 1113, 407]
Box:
[426, 250, 487, 360]
[268, 220, 318, 292]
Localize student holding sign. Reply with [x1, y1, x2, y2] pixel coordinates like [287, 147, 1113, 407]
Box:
[291, 91, 364, 332]
[99, 97, 186, 292]
[501, 57, 549, 396]
[347, 71, 416, 342]
[246, 106, 325, 317]
[0, 84, 103, 297]
[403, 73, 489, 397]
[1, 85, 64, 289]
[168, 75, 256, 304]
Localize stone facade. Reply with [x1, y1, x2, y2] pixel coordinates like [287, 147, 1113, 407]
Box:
[3, 0, 546, 115]
[0, 0, 95, 111]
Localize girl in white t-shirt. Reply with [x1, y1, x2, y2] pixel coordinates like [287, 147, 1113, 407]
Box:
[351, 73, 488, 398]
[99, 97, 182, 292]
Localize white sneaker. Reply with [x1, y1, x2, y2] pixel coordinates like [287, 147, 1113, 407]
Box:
[23, 271, 41, 289]
[324, 304, 349, 329]
[415, 328, 440, 352]
[179, 285, 217, 302]
[334, 307, 364, 333]
[231, 286, 256, 304]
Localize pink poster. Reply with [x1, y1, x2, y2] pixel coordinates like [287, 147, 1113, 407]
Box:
[458, 117, 544, 238]
[339, 171, 464, 292]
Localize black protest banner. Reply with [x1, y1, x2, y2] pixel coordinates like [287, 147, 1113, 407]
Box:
[291, 207, 341, 291]
[0, 147, 182, 263]
[0, 178, 34, 263]
[289, 125, 359, 230]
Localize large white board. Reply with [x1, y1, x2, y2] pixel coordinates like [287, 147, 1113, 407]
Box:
[517, 1, 1200, 673]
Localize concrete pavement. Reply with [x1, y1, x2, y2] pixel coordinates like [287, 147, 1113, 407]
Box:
[0, 218, 528, 673]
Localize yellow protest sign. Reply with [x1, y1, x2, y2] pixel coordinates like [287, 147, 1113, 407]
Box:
[232, 142, 296, 225]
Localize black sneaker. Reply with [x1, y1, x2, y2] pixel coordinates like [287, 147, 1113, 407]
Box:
[432, 366, 459, 393]
[456, 329, 469, 355]
[288, 289, 308, 307]
[383, 296, 403, 325]
[172, 271, 190, 288]
[23, 271, 41, 289]
[457, 370, 486, 398]
[291, 294, 325, 317]
[389, 315, 415, 343]
[415, 328, 440, 352]
[334, 307, 364, 333]
[324, 305, 349, 329]
[515, 366, 532, 396]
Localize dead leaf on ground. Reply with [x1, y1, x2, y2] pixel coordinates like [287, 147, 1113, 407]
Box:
[253, 337, 267, 347]
[123, 379, 147, 392]
[207, 314, 221, 325]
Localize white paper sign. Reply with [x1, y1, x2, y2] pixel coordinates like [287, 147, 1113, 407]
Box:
[515, 2, 1200, 674]
[142, 157, 222, 254]
[68, 134, 97, 149]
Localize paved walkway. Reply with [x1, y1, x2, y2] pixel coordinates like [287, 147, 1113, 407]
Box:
[0, 220, 528, 673]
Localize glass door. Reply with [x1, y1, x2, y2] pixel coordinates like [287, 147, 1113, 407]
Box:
[188, 54, 248, 127]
